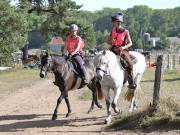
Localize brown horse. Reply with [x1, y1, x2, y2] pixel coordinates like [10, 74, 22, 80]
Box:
[39, 52, 103, 120]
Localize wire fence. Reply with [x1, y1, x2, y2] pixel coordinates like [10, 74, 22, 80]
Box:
[146, 52, 180, 70]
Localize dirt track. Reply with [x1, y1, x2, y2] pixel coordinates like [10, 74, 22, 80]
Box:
[0, 79, 179, 135]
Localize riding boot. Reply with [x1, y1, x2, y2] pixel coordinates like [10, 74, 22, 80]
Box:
[127, 68, 137, 89]
[81, 67, 89, 84]
[121, 50, 137, 89]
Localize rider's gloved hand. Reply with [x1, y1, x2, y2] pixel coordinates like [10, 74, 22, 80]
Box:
[65, 55, 70, 61]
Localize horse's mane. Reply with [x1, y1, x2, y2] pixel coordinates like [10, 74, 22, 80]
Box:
[50, 54, 94, 68]
[97, 49, 117, 59]
[50, 54, 66, 64]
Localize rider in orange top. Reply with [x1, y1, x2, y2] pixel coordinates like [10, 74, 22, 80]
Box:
[108, 13, 136, 89]
[65, 24, 88, 84]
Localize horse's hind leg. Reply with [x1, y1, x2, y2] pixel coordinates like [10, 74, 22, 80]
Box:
[129, 74, 142, 112]
[88, 88, 102, 113]
[88, 92, 95, 113]
[52, 92, 65, 120]
[87, 82, 102, 113]
[129, 92, 136, 112]
[64, 94, 72, 117]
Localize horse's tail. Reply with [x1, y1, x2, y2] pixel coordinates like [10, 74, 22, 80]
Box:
[96, 81, 104, 100]
[125, 89, 134, 101]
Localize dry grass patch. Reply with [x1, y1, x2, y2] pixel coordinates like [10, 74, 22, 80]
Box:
[107, 97, 180, 132]
[0, 69, 41, 99]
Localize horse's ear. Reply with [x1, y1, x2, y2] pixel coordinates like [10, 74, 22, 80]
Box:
[102, 50, 106, 55]
[45, 51, 49, 57]
[44, 50, 49, 57]
[41, 50, 49, 57]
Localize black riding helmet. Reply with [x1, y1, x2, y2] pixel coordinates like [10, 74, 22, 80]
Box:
[111, 12, 124, 22]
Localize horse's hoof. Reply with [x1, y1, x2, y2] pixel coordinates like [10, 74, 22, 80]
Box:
[87, 109, 92, 114]
[105, 115, 112, 125]
[111, 103, 120, 114]
[105, 119, 111, 125]
[115, 108, 122, 114]
[98, 104, 103, 109]
[65, 113, 71, 117]
[52, 114, 57, 120]
[129, 108, 133, 113]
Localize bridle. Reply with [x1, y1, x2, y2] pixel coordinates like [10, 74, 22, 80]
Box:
[96, 51, 110, 75]
[41, 56, 53, 74]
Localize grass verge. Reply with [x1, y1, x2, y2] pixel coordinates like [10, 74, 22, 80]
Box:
[107, 97, 180, 132]
[0, 69, 41, 99]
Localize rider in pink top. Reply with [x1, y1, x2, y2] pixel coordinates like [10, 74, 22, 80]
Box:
[65, 24, 88, 84]
[108, 13, 136, 89]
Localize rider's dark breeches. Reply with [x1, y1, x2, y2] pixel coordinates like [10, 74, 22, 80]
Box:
[72, 54, 85, 77]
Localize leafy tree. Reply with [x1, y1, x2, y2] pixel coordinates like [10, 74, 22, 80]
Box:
[94, 7, 121, 32]
[154, 35, 170, 50]
[0, 0, 29, 58]
[23, 0, 96, 49]
[96, 29, 109, 47]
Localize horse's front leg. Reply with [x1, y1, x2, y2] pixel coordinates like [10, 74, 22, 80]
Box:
[104, 88, 111, 124]
[95, 81, 103, 109]
[64, 93, 72, 117]
[112, 86, 122, 114]
[52, 92, 65, 120]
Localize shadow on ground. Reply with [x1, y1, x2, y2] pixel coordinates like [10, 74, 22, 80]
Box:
[0, 114, 105, 132]
[142, 77, 180, 83]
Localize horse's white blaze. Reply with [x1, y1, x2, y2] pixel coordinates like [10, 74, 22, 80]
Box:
[95, 50, 146, 124]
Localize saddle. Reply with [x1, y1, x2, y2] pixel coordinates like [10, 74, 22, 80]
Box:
[67, 59, 81, 77]
[120, 53, 137, 69]
[110, 46, 137, 69]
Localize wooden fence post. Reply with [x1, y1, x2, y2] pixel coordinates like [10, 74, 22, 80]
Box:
[173, 55, 175, 69]
[153, 55, 163, 107]
[167, 54, 170, 69]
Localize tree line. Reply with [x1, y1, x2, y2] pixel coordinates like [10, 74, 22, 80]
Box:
[0, 0, 179, 59]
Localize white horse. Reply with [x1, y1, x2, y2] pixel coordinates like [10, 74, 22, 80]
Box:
[95, 50, 146, 124]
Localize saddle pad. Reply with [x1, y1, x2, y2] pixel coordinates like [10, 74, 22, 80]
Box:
[129, 53, 137, 64]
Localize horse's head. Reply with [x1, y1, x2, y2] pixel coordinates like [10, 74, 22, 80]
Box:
[39, 51, 51, 78]
[96, 50, 109, 80]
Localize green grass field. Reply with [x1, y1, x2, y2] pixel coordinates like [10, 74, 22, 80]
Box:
[80, 68, 180, 102]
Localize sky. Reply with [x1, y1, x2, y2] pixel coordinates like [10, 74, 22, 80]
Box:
[73, 0, 180, 11]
